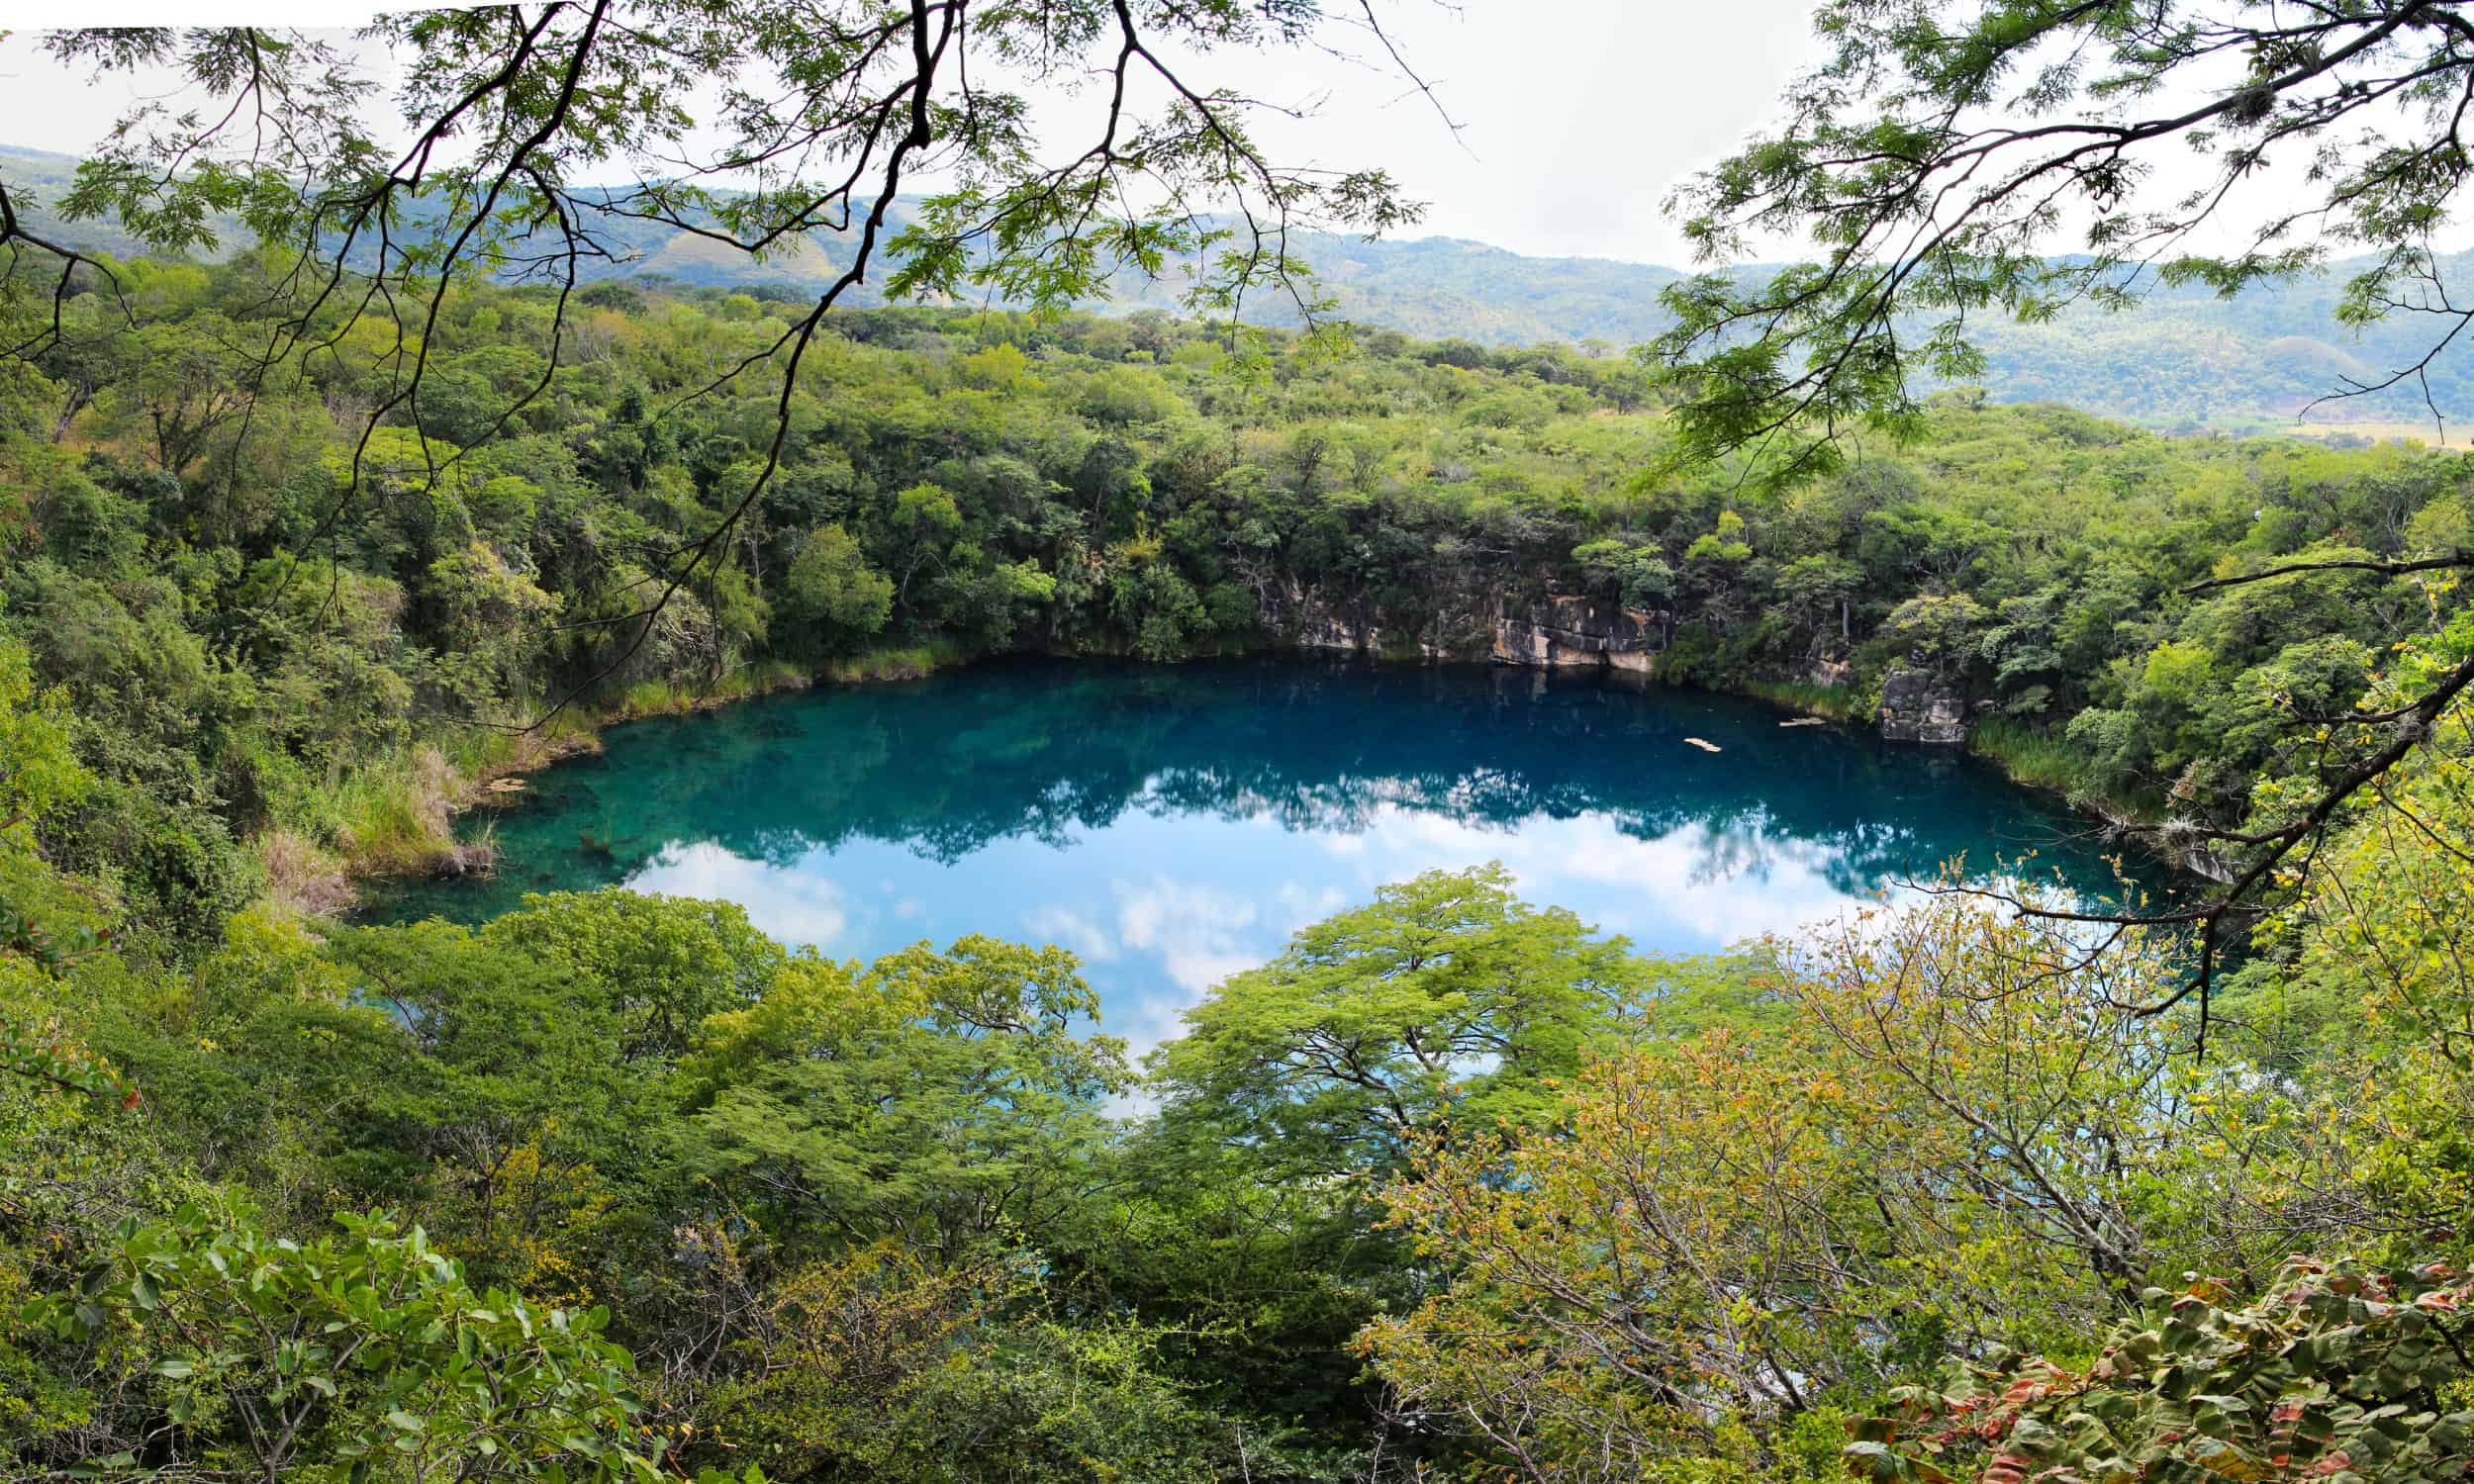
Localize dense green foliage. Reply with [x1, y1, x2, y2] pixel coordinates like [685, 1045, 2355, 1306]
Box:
[13, 1, 2474, 1478]
[3, 250, 2474, 1484]
[4, 251, 2469, 922]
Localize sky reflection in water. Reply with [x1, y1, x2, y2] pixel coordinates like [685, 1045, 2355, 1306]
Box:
[374, 659, 2153, 1059]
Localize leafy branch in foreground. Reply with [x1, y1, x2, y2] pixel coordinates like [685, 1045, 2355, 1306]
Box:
[0, 1012, 134, 1106]
[1954, 550, 2474, 1051]
[1655, 0, 2474, 485]
[1643, 0, 2474, 1039]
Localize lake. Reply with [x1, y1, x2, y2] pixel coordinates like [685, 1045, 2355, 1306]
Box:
[371, 658, 2154, 1056]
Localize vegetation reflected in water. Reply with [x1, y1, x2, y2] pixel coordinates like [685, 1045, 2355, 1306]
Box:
[375, 659, 2153, 1050]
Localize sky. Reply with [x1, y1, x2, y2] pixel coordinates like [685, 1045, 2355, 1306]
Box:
[0, 0, 1837, 267]
[1109, 0, 1840, 262]
[1, 1, 2458, 267]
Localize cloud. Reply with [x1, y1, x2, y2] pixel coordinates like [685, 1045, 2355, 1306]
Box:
[627, 841, 855, 950]
[1023, 905, 1118, 964]
[1317, 804, 1880, 950]
[1273, 880, 1349, 930]
[1102, 878, 1275, 1063]
[1115, 878, 1262, 994]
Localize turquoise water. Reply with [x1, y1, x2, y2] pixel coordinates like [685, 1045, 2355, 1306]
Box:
[371, 659, 2154, 1057]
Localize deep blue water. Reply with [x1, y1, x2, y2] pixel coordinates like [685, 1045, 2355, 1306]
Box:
[371, 659, 2153, 1057]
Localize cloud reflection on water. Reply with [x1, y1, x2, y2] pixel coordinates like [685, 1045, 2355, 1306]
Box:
[618, 796, 1947, 1066]
[377, 660, 2150, 1063]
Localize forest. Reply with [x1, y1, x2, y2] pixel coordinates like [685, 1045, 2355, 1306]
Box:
[0, 247, 2469, 1482]
[8, 1, 2474, 1481]
[14, 137, 2474, 434]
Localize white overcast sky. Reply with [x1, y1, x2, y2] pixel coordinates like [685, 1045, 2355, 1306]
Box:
[0, 0, 2456, 265]
[0, 0, 1834, 266]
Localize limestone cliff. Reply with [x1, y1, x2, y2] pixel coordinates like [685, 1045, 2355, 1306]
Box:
[1261, 584, 1665, 668]
[1878, 667, 1967, 745]
[1490, 595, 1666, 672]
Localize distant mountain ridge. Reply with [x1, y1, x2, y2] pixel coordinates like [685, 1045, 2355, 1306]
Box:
[5, 141, 2468, 435]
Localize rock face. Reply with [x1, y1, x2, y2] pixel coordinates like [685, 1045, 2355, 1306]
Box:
[1492, 595, 1665, 672]
[1258, 585, 1664, 668]
[1879, 667, 1968, 745]
[1264, 582, 1382, 654]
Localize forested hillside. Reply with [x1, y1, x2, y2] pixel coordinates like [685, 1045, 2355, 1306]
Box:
[5, 253, 2466, 914]
[5, 239, 2474, 1480]
[9, 138, 2470, 432]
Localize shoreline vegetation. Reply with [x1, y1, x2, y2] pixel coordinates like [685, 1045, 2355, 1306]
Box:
[7, 278, 2447, 953]
[298, 644, 984, 915]
[273, 639, 1003, 914]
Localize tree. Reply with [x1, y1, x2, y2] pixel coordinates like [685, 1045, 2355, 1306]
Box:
[1365, 1032, 1885, 1480]
[1778, 553, 1863, 648]
[774, 523, 894, 662]
[683, 936, 1130, 1265]
[425, 539, 560, 712]
[303, 916, 659, 1289]
[1658, 0, 2474, 1028]
[1879, 592, 1990, 676]
[1571, 538, 1676, 611]
[885, 481, 963, 613]
[90, 305, 261, 482]
[0, 634, 117, 1097]
[481, 890, 784, 1065]
[696, 1239, 1267, 1484]
[1150, 866, 1650, 1177]
[1360, 895, 2251, 1483]
[1659, 0, 2474, 478]
[4, 6, 1423, 722]
[0, 633, 88, 846]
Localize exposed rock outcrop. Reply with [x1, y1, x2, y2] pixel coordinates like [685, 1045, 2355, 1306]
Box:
[1492, 595, 1665, 672]
[1259, 584, 1663, 668]
[1264, 582, 1382, 654]
[1256, 583, 1502, 659]
[1879, 667, 1967, 745]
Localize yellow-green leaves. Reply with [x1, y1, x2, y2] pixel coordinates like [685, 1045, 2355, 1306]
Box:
[1359, 895, 2233, 1478]
[0, 634, 87, 848]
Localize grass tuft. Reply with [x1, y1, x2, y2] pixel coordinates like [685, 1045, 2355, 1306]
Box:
[1965, 716, 2093, 794]
[253, 827, 357, 918]
[821, 639, 972, 684]
[1738, 680, 1864, 721]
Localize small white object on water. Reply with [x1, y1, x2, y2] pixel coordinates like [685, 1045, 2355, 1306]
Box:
[1684, 737, 1722, 753]
[1778, 717, 1827, 728]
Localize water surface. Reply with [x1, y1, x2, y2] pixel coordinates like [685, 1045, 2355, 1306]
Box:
[374, 659, 2151, 1055]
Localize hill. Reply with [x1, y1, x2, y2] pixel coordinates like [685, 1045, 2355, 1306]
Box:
[7, 141, 2472, 433]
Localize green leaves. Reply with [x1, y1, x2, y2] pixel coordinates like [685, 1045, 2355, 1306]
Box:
[1152, 865, 1649, 1176]
[0, 635, 90, 847]
[34, 1198, 659, 1481]
[681, 934, 1129, 1262]
[1653, 0, 2474, 485]
[481, 888, 784, 1064]
[1859, 1261, 2474, 1484]
[776, 522, 894, 662]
